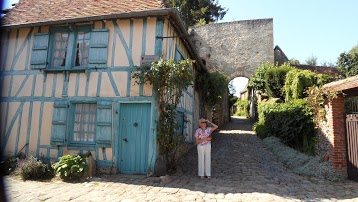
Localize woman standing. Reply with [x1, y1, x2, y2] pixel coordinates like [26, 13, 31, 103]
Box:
[195, 118, 218, 179]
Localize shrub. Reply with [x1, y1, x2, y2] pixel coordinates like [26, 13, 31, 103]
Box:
[284, 69, 334, 101]
[234, 99, 249, 117]
[253, 122, 268, 139]
[264, 64, 293, 100]
[248, 62, 275, 95]
[53, 153, 88, 181]
[254, 99, 316, 154]
[19, 156, 54, 180]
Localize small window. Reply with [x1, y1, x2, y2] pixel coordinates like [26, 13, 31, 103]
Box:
[52, 32, 69, 67]
[72, 103, 97, 144]
[75, 31, 90, 67]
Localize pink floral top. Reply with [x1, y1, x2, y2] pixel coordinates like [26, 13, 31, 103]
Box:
[195, 127, 212, 145]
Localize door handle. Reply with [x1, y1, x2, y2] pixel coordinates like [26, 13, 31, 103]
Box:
[123, 138, 128, 142]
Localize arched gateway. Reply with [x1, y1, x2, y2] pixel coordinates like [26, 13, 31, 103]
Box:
[189, 19, 275, 124]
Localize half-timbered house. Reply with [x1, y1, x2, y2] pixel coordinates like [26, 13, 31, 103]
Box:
[0, 0, 205, 174]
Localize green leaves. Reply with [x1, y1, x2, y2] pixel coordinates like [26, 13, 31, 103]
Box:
[132, 58, 194, 173]
[264, 64, 293, 100]
[195, 71, 228, 108]
[248, 62, 276, 95]
[53, 153, 88, 181]
[255, 99, 316, 154]
[284, 69, 333, 101]
[164, 0, 227, 26]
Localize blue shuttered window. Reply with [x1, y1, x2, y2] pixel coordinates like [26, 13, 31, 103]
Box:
[50, 101, 113, 148]
[50, 101, 68, 146]
[71, 103, 97, 145]
[31, 27, 108, 70]
[96, 101, 112, 147]
[89, 29, 109, 68]
[30, 33, 50, 69]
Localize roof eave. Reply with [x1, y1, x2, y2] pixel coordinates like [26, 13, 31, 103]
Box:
[322, 75, 358, 94]
[2, 8, 174, 29]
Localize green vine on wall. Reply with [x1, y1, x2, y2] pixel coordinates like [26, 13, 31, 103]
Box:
[306, 86, 339, 127]
[195, 71, 228, 108]
[132, 58, 194, 173]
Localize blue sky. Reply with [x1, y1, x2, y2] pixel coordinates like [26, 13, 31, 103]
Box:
[218, 0, 358, 65]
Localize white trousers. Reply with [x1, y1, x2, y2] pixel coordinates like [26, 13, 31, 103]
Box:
[197, 143, 211, 177]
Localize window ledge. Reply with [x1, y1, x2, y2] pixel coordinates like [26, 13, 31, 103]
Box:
[68, 145, 96, 151]
[43, 68, 87, 73]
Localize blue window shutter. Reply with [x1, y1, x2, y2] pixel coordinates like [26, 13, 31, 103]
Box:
[50, 101, 68, 145]
[174, 50, 181, 62]
[176, 111, 184, 136]
[30, 33, 50, 69]
[96, 101, 112, 147]
[89, 29, 109, 68]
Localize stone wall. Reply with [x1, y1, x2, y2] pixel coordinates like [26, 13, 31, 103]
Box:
[189, 18, 274, 79]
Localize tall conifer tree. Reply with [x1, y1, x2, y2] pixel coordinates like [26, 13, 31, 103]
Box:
[164, 0, 227, 26]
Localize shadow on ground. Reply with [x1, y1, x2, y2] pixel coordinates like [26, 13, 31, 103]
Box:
[91, 116, 358, 200]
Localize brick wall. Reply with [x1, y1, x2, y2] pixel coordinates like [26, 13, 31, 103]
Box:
[326, 96, 347, 174]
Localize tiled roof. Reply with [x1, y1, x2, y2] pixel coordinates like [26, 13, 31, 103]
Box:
[323, 75, 358, 93]
[2, 0, 166, 27]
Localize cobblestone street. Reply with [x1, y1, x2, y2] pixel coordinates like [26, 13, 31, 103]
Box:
[4, 116, 358, 201]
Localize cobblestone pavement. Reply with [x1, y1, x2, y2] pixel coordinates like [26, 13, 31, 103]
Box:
[4, 116, 358, 201]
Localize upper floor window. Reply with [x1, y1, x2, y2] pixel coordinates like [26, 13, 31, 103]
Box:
[52, 32, 68, 67]
[30, 26, 108, 70]
[75, 31, 90, 67]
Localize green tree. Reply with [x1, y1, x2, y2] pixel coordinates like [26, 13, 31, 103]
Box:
[228, 80, 236, 96]
[133, 59, 194, 173]
[248, 62, 276, 95]
[264, 64, 293, 100]
[337, 44, 358, 77]
[289, 58, 300, 65]
[164, 0, 228, 26]
[305, 55, 317, 66]
[195, 71, 228, 107]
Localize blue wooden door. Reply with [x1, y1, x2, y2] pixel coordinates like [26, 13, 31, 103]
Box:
[119, 103, 151, 174]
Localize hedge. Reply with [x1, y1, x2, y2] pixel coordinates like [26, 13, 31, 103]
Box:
[254, 99, 316, 154]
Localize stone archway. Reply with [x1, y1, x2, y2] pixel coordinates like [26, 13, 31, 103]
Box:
[189, 19, 275, 124]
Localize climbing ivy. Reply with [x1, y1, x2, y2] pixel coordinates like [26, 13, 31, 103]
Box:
[284, 69, 334, 101]
[133, 58, 194, 173]
[195, 71, 228, 108]
[306, 86, 339, 127]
